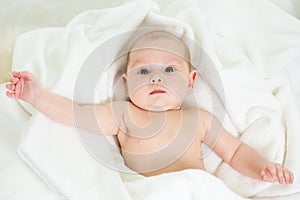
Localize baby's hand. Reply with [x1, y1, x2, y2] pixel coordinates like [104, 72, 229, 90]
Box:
[6, 71, 41, 105]
[261, 163, 294, 184]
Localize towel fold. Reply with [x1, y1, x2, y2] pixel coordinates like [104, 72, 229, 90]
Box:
[4, 0, 300, 199]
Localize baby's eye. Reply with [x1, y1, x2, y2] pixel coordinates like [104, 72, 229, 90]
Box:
[165, 66, 177, 73]
[138, 68, 150, 75]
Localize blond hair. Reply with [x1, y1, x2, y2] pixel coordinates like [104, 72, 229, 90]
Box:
[126, 31, 191, 71]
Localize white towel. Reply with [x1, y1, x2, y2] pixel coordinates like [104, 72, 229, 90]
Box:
[5, 0, 300, 199]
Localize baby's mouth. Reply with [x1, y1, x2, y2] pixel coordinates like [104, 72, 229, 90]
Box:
[149, 89, 166, 95]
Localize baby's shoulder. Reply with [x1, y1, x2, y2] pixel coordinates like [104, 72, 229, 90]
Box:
[100, 100, 130, 121]
[181, 107, 213, 141]
[182, 107, 213, 121]
[105, 100, 130, 110]
[198, 108, 214, 120]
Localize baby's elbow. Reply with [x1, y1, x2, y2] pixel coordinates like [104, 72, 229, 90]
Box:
[227, 142, 243, 166]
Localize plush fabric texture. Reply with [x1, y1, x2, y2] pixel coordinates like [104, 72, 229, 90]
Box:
[1, 0, 300, 199]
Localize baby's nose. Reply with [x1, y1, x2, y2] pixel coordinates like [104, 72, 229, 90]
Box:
[150, 73, 163, 84]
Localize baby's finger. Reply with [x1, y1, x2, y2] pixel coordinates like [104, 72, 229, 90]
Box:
[266, 165, 278, 182]
[275, 164, 284, 184]
[283, 168, 290, 184]
[284, 168, 294, 184]
[10, 77, 19, 84]
[261, 168, 276, 182]
[12, 71, 20, 78]
[6, 91, 16, 98]
[5, 83, 15, 91]
[19, 71, 34, 80]
[14, 80, 23, 98]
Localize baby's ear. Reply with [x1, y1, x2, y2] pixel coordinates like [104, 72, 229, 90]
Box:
[188, 70, 197, 91]
[122, 73, 127, 85]
[122, 73, 129, 97]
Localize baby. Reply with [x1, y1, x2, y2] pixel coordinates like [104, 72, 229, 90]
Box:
[6, 31, 294, 184]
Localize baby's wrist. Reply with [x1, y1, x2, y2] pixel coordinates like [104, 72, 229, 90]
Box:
[31, 88, 45, 108]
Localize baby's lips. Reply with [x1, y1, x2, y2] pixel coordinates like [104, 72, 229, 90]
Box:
[149, 89, 166, 95]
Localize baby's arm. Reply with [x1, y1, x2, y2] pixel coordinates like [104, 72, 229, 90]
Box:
[6, 71, 119, 135]
[201, 110, 294, 184]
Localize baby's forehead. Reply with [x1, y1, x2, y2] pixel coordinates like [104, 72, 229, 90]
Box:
[129, 31, 189, 61]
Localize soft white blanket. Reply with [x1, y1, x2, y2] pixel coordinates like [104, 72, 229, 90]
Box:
[1, 0, 300, 199]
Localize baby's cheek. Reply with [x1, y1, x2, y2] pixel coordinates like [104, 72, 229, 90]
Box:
[126, 75, 149, 96]
[162, 75, 190, 101]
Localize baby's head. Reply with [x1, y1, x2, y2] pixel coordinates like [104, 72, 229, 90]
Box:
[123, 31, 197, 111]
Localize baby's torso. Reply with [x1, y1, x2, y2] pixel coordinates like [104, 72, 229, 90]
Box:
[117, 102, 206, 176]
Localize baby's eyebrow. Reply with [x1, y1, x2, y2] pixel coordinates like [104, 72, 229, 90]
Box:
[164, 58, 186, 65]
[130, 60, 146, 66]
[130, 58, 185, 67]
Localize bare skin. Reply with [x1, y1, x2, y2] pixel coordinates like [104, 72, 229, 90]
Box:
[5, 33, 294, 184]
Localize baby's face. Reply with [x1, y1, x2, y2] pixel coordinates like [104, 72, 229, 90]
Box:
[124, 48, 197, 111]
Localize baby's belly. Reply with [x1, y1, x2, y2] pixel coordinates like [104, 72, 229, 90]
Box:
[118, 132, 205, 176]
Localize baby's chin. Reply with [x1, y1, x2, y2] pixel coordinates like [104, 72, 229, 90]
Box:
[134, 103, 182, 112]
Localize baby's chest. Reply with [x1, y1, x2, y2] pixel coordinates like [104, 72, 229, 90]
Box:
[119, 121, 178, 153]
[121, 108, 200, 148]
[119, 111, 201, 154]
[117, 123, 203, 174]
[117, 106, 204, 173]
